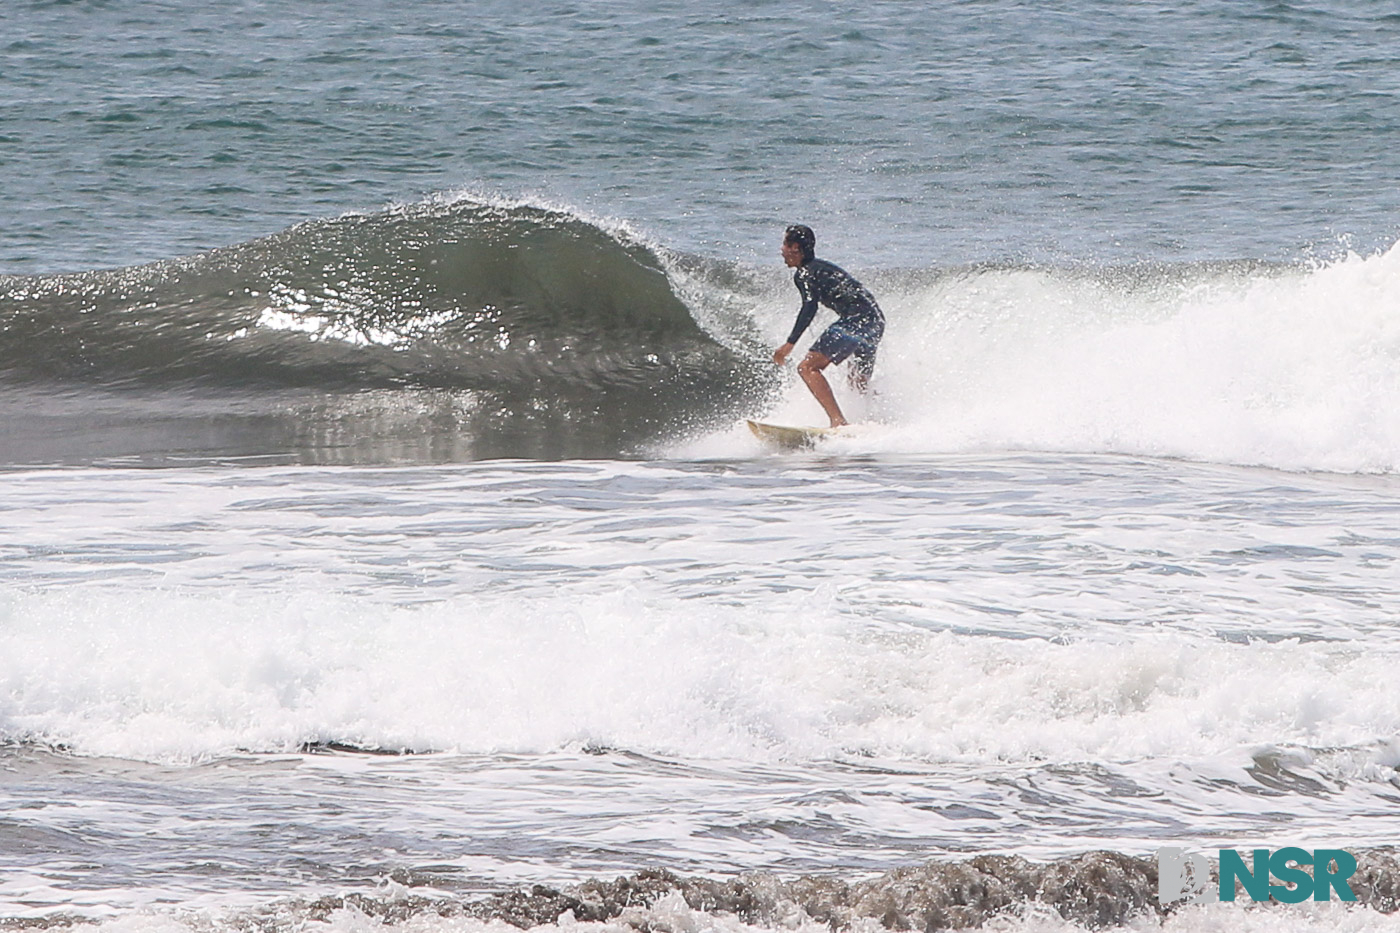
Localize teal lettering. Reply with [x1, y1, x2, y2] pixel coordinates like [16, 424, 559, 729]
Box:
[1313, 850, 1358, 902]
[1219, 849, 1271, 902]
[1269, 848, 1313, 903]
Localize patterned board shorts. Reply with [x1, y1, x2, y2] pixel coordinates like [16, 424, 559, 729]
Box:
[811, 317, 884, 378]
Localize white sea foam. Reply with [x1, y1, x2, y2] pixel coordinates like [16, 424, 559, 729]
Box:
[714, 244, 1400, 473]
[3, 585, 1399, 766]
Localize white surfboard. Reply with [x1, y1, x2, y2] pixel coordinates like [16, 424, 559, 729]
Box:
[746, 419, 839, 451]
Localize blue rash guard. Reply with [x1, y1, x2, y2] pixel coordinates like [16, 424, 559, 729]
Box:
[787, 258, 885, 377]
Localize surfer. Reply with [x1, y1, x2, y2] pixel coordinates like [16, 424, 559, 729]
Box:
[772, 224, 885, 428]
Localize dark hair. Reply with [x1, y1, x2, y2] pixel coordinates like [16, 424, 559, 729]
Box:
[784, 224, 815, 262]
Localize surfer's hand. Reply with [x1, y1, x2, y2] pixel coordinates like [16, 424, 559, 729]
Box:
[772, 343, 793, 365]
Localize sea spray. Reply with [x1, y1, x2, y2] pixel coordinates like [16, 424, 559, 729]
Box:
[725, 249, 1400, 473]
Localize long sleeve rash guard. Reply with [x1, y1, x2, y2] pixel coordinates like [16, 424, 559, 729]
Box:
[786, 258, 885, 346]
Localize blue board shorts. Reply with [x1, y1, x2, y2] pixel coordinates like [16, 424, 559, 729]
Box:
[811, 316, 884, 379]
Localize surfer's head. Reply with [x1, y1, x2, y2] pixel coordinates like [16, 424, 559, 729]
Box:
[783, 224, 815, 266]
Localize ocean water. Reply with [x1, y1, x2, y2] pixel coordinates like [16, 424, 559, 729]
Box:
[3, 2, 1400, 932]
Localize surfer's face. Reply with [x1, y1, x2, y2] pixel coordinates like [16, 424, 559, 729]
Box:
[781, 239, 805, 267]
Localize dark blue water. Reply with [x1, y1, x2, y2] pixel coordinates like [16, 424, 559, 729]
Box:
[5, 0, 1400, 273]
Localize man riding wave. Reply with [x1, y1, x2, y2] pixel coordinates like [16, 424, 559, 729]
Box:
[771, 224, 885, 428]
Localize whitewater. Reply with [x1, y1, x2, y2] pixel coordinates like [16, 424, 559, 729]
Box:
[5, 191, 1400, 933]
[4, 201, 1400, 933]
[5, 440, 1400, 927]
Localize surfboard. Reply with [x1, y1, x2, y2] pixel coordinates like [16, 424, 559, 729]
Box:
[746, 420, 839, 451]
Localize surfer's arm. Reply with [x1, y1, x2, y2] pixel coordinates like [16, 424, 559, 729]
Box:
[773, 311, 814, 365]
[779, 268, 820, 355]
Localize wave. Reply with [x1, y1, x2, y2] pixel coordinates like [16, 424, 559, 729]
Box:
[3, 198, 1399, 469]
[5, 586, 1400, 771]
[0, 198, 774, 461]
[0, 198, 750, 390]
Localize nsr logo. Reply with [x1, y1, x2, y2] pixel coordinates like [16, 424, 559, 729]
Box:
[1158, 847, 1358, 906]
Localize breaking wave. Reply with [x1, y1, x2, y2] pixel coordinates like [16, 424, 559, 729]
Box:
[3, 196, 1399, 470]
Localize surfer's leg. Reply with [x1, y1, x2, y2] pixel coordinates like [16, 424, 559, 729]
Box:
[797, 351, 848, 427]
[848, 341, 877, 392]
[814, 319, 879, 402]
